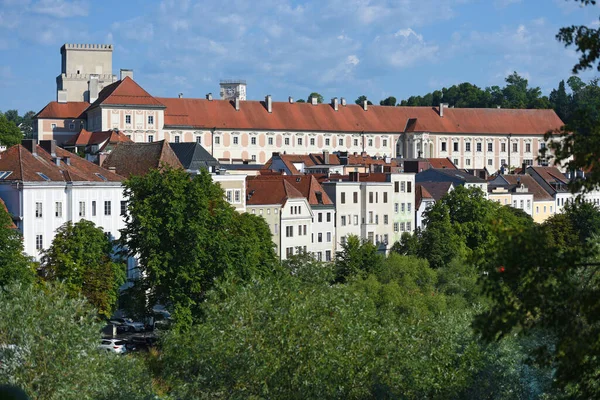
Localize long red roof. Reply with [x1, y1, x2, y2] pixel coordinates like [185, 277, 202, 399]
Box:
[35, 101, 89, 119]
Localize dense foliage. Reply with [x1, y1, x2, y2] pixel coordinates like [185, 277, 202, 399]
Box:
[120, 166, 277, 327]
[41, 220, 126, 317]
[0, 114, 23, 147]
[0, 283, 155, 400]
[0, 201, 35, 286]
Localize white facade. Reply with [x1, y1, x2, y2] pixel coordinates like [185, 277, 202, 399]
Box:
[0, 181, 125, 260]
[322, 181, 362, 250]
[310, 206, 336, 262]
[390, 173, 416, 243]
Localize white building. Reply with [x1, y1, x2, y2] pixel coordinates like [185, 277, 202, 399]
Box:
[0, 140, 126, 260]
[246, 177, 314, 260]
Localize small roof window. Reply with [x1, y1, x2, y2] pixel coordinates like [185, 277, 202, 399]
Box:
[37, 172, 51, 181]
[0, 171, 12, 180]
[95, 173, 108, 181]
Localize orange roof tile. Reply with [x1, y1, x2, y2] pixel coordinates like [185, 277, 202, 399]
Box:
[248, 175, 333, 206]
[0, 143, 124, 183]
[156, 97, 563, 135]
[246, 176, 306, 206]
[64, 129, 132, 147]
[427, 158, 457, 169]
[35, 101, 89, 119]
[89, 77, 165, 108]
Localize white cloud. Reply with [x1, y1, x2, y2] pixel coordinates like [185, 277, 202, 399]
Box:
[346, 55, 360, 66]
[31, 0, 89, 18]
[371, 28, 438, 69]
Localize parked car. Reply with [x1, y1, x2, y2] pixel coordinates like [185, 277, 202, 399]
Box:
[109, 318, 145, 332]
[99, 339, 127, 354]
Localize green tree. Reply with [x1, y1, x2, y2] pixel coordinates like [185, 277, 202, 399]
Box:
[354, 95, 373, 105]
[0, 114, 22, 147]
[0, 201, 35, 286]
[334, 235, 383, 281]
[549, 80, 571, 122]
[19, 111, 36, 139]
[556, 0, 600, 73]
[379, 96, 397, 106]
[41, 220, 125, 317]
[295, 99, 306, 103]
[390, 231, 420, 256]
[0, 282, 155, 400]
[307, 92, 324, 103]
[120, 166, 277, 326]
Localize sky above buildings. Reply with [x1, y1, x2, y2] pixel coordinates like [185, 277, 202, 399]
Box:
[0, 0, 599, 113]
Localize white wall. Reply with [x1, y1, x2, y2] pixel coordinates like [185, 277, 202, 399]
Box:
[310, 206, 335, 261]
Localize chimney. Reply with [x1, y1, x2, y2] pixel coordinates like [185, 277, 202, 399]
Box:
[362, 99, 368, 111]
[497, 105, 501, 109]
[21, 139, 36, 155]
[178, 93, 183, 99]
[39, 140, 57, 157]
[331, 97, 339, 111]
[108, 166, 117, 174]
[349, 171, 360, 182]
[89, 74, 99, 103]
[54, 157, 61, 166]
[57, 90, 68, 103]
[323, 150, 330, 165]
[206, 93, 213, 101]
[289, 96, 294, 103]
[120, 69, 134, 80]
[522, 162, 527, 174]
[235, 97, 240, 111]
[439, 103, 448, 117]
[265, 95, 272, 113]
[341, 97, 347, 106]
[311, 95, 318, 105]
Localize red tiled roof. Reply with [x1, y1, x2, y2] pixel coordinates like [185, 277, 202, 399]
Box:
[246, 176, 305, 206]
[415, 184, 434, 210]
[264, 152, 393, 175]
[64, 129, 132, 147]
[248, 175, 333, 206]
[35, 101, 89, 119]
[88, 77, 165, 109]
[427, 158, 456, 169]
[326, 172, 389, 183]
[528, 166, 569, 186]
[501, 174, 554, 201]
[156, 97, 563, 135]
[101, 140, 183, 178]
[0, 144, 124, 183]
[0, 198, 17, 229]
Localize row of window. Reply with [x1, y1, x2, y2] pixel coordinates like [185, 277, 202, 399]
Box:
[312, 232, 332, 243]
[314, 250, 332, 261]
[339, 185, 411, 204]
[35, 201, 126, 218]
[340, 234, 390, 245]
[285, 246, 308, 257]
[393, 222, 412, 232]
[453, 158, 535, 167]
[225, 189, 242, 204]
[125, 115, 154, 125]
[168, 136, 390, 148]
[441, 141, 538, 154]
[285, 225, 308, 237]
[394, 203, 412, 213]
[315, 212, 332, 223]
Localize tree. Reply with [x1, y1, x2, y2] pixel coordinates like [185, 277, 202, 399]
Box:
[556, 0, 600, 73]
[307, 92, 324, 103]
[549, 80, 571, 122]
[295, 99, 306, 103]
[0, 201, 35, 286]
[41, 220, 125, 317]
[334, 235, 383, 281]
[354, 95, 373, 105]
[120, 166, 277, 326]
[379, 96, 397, 106]
[0, 282, 155, 400]
[390, 231, 420, 256]
[0, 114, 22, 147]
[19, 111, 36, 139]
[3, 110, 20, 125]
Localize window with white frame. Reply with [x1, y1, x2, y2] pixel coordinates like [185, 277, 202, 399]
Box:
[234, 190, 241, 203]
[148, 135, 154, 143]
[196, 136, 201, 144]
[488, 142, 493, 152]
[36, 235, 43, 250]
[488, 159, 493, 166]
[407, 203, 411, 212]
[327, 232, 331, 242]
[476, 142, 482, 152]
[226, 190, 233, 203]
[92, 201, 96, 216]
[513, 143, 518, 152]
[341, 215, 347, 226]
[104, 201, 111, 216]
[251, 155, 256, 161]
[318, 233, 322, 242]
[233, 136, 239, 145]
[339, 138, 343, 146]
[148, 115, 154, 124]
[268, 137, 273, 145]
[384, 215, 388, 224]
[215, 136, 221, 145]
[394, 222, 399, 232]
[174, 136, 180, 143]
[121, 201, 127, 216]
[407, 222, 411, 231]
[310, 138, 315, 146]
[400, 222, 405, 232]
[353, 139, 359, 146]
[526, 143, 531, 153]
[383, 139, 388, 147]
[441, 142, 447, 152]
[395, 203, 399, 213]
[286, 226, 293, 237]
[55, 202, 62, 218]
[466, 159, 471, 166]
[368, 139, 373, 147]
[251, 137, 257, 145]
[465, 142, 471, 152]
[354, 215, 358, 225]
[35, 202, 42, 218]
[297, 137, 303, 145]
[325, 138, 330, 146]
[285, 138, 290, 145]
[125, 115, 131, 124]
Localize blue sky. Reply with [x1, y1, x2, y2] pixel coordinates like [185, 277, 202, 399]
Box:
[0, 0, 599, 113]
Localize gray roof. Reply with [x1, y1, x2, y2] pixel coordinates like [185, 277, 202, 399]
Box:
[416, 168, 487, 185]
[169, 142, 220, 171]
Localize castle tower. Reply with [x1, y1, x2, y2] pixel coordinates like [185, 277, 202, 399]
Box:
[56, 44, 117, 103]
[219, 80, 247, 101]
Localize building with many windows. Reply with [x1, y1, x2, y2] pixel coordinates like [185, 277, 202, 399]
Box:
[0, 140, 126, 259]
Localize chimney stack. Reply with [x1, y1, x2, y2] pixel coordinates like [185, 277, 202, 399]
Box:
[363, 99, 368, 111]
[120, 69, 134, 80]
[341, 97, 347, 106]
[235, 97, 240, 111]
[21, 139, 36, 155]
[331, 97, 339, 111]
[206, 93, 213, 101]
[439, 103, 448, 117]
[39, 140, 57, 157]
[311, 95, 318, 105]
[323, 150, 330, 165]
[349, 171, 360, 182]
[265, 95, 272, 113]
[88, 74, 99, 103]
[289, 96, 294, 103]
[57, 90, 68, 103]
[178, 93, 183, 98]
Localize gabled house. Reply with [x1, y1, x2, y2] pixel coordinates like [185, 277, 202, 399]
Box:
[414, 182, 454, 230]
[63, 128, 132, 164]
[169, 142, 220, 174]
[416, 168, 487, 196]
[489, 174, 555, 222]
[246, 177, 313, 260]
[0, 139, 125, 259]
[101, 140, 183, 178]
[526, 166, 573, 213]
